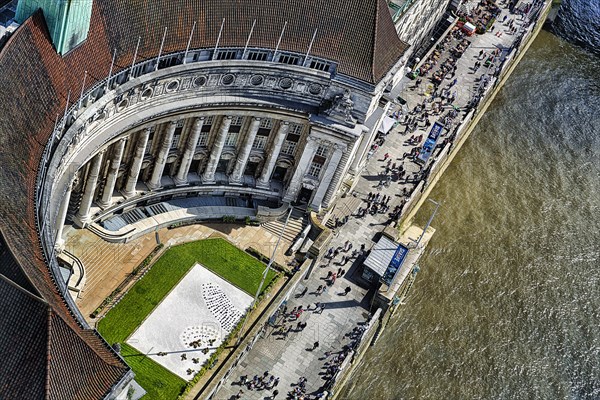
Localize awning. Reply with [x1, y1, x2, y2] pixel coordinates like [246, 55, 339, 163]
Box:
[364, 235, 401, 277]
[364, 236, 409, 285]
[378, 116, 396, 134]
[463, 22, 476, 32]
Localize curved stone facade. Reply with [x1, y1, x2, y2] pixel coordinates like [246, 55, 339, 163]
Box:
[41, 56, 382, 250]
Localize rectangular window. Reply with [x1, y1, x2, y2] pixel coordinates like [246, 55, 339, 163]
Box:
[171, 121, 184, 149]
[145, 126, 156, 155]
[281, 140, 297, 156]
[278, 54, 299, 65]
[289, 124, 304, 136]
[229, 116, 244, 134]
[231, 116, 244, 126]
[308, 162, 322, 178]
[225, 132, 238, 147]
[247, 51, 268, 61]
[216, 50, 237, 60]
[259, 118, 273, 129]
[171, 134, 180, 149]
[315, 145, 329, 158]
[198, 132, 209, 147]
[309, 59, 330, 72]
[252, 135, 268, 150]
[201, 116, 213, 133]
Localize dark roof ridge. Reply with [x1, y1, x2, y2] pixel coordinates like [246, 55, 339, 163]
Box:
[0, 221, 85, 329]
[45, 306, 53, 398]
[0, 270, 47, 305]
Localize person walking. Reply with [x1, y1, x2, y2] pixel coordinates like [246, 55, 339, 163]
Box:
[272, 389, 279, 399]
[313, 341, 320, 350]
[344, 286, 351, 296]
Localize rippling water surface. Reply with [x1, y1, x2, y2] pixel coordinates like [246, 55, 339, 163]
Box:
[342, 4, 600, 399]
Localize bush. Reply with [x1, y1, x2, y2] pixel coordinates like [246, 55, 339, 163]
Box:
[245, 246, 288, 275]
[222, 215, 236, 223]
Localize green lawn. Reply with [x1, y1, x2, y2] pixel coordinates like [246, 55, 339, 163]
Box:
[97, 238, 276, 400]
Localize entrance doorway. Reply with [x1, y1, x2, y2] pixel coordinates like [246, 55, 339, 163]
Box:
[297, 187, 313, 204]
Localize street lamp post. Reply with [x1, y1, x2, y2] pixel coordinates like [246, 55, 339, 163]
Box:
[236, 208, 293, 346]
[415, 198, 440, 249]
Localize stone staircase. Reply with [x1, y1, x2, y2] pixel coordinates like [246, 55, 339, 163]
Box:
[324, 194, 364, 229]
[261, 207, 308, 243]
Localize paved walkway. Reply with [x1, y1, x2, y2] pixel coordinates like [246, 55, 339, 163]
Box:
[215, 3, 538, 399]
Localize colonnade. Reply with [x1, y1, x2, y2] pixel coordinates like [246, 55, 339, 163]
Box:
[60, 112, 349, 237]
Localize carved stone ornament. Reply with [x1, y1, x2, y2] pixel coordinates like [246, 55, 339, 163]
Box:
[325, 89, 356, 126]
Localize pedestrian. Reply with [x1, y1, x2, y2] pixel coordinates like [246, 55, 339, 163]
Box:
[344, 286, 351, 296]
[337, 267, 342, 276]
[299, 287, 307, 297]
[313, 341, 319, 350]
[235, 389, 244, 399]
[340, 269, 346, 277]
[274, 377, 280, 387]
[272, 389, 279, 399]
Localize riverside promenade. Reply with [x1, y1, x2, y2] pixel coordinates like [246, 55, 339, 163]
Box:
[212, 2, 548, 399]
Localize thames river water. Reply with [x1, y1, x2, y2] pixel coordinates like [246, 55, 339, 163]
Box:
[343, 2, 600, 399]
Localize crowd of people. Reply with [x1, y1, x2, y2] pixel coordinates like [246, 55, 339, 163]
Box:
[227, 1, 545, 398]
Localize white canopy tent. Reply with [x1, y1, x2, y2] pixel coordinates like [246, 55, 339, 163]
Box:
[378, 116, 396, 134]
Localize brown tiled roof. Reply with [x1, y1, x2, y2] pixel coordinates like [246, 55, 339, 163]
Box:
[0, 1, 407, 397]
[0, 273, 128, 399]
[93, 0, 407, 84]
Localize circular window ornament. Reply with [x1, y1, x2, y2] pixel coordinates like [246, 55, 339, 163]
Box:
[140, 87, 153, 101]
[117, 98, 128, 111]
[250, 75, 264, 86]
[221, 74, 235, 86]
[308, 83, 323, 95]
[279, 78, 293, 90]
[193, 76, 207, 87]
[166, 80, 179, 92]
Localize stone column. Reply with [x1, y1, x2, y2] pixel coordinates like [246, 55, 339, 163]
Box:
[230, 117, 261, 184]
[256, 121, 289, 189]
[310, 144, 344, 210]
[202, 116, 232, 183]
[74, 150, 105, 227]
[349, 129, 371, 174]
[97, 138, 126, 208]
[54, 183, 72, 250]
[174, 117, 204, 185]
[282, 135, 319, 203]
[147, 121, 177, 190]
[122, 128, 150, 198]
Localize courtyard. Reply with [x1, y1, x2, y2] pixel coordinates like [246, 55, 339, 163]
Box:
[98, 238, 278, 400]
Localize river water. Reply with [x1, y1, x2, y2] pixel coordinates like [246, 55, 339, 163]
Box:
[342, 2, 600, 399]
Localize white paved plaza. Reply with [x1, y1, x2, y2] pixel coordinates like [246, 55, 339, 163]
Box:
[127, 264, 253, 379]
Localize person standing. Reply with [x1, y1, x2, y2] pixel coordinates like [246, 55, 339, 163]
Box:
[344, 286, 351, 296]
